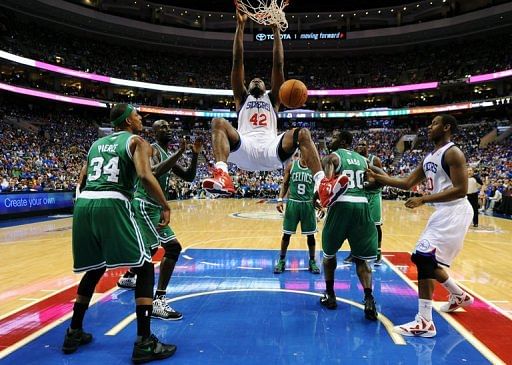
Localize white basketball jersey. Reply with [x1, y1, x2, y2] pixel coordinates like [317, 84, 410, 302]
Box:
[237, 93, 278, 143]
[423, 142, 461, 201]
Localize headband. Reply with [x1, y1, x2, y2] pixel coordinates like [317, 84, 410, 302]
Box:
[111, 104, 134, 127]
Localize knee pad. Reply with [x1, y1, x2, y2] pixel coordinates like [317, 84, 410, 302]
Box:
[411, 253, 438, 280]
[77, 267, 106, 298]
[133, 261, 154, 299]
[162, 239, 182, 261]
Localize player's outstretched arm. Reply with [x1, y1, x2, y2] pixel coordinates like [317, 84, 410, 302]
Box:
[368, 163, 425, 190]
[276, 162, 292, 213]
[232, 11, 248, 110]
[132, 136, 170, 227]
[172, 138, 204, 182]
[270, 24, 285, 109]
[152, 138, 187, 178]
[419, 146, 468, 204]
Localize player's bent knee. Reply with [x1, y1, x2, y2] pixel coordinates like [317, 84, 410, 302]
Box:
[411, 253, 438, 280]
[297, 128, 312, 143]
[162, 239, 182, 261]
[133, 261, 154, 299]
[211, 117, 227, 129]
[77, 267, 106, 298]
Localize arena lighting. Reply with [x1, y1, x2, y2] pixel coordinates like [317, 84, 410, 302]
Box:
[1, 49, 511, 96]
[1, 81, 508, 118]
[0, 82, 107, 107]
[469, 69, 512, 83]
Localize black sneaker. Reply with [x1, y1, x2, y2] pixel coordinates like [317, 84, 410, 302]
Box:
[308, 259, 320, 274]
[343, 254, 353, 264]
[273, 259, 285, 274]
[320, 292, 337, 309]
[132, 334, 177, 364]
[62, 328, 93, 354]
[364, 296, 378, 321]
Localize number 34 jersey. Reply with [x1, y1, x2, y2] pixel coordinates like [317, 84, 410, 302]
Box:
[84, 131, 138, 199]
[237, 93, 278, 144]
[332, 148, 369, 199]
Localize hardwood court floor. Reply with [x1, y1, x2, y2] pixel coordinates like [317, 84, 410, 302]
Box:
[0, 199, 511, 318]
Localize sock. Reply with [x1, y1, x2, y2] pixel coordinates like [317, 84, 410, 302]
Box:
[215, 161, 228, 173]
[313, 171, 325, 192]
[325, 280, 334, 295]
[70, 302, 89, 330]
[154, 289, 166, 299]
[136, 305, 153, 339]
[441, 277, 464, 296]
[418, 299, 433, 321]
[364, 288, 373, 298]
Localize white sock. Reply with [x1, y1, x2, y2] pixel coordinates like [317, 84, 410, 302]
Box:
[441, 277, 464, 296]
[313, 171, 325, 192]
[418, 299, 433, 321]
[215, 161, 228, 173]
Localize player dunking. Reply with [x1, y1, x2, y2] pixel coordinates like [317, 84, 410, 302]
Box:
[63, 104, 175, 362]
[368, 114, 474, 337]
[202, 11, 324, 195]
[274, 152, 320, 274]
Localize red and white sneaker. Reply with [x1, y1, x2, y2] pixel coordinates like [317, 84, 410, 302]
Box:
[318, 175, 350, 208]
[394, 314, 437, 338]
[201, 168, 235, 195]
[440, 292, 474, 313]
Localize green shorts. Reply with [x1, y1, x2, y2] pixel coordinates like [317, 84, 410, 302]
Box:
[322, 201, 378, 259]
[72, 194, 151, 273]
[133, 198, 176, 250]
[368, 193, 383, 225]
[283, 200, 317, 235]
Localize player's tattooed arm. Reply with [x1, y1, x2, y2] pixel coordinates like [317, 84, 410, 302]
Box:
[322, 154, 339, 179]
[276, 162, 292, 213]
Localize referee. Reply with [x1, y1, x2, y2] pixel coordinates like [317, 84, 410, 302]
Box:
[467, 167, 483, 227]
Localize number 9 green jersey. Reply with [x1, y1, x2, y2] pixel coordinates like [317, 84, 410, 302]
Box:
[84, 131, 138, 199]
[332, 149, 368, 198]
[288, 160, 314, 202]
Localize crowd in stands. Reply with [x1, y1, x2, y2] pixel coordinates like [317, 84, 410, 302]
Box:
[1, 10, 511, 91]
[2, 103, 509, 217]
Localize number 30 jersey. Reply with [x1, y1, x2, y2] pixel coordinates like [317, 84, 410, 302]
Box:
[237, 93, 278, 144]
[333, 148, 369, 199]
[84, 131, 138, 199]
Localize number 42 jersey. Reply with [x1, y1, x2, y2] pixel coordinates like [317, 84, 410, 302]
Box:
[84, 131, 138, 199]
[332, 148, 369, 199]
[237, 93, 278, 144]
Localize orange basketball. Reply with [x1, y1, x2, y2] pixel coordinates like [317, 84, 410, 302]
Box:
[279, 79, 308, 108]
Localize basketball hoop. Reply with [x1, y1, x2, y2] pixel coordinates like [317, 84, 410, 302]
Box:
[235, 0, 290, 32]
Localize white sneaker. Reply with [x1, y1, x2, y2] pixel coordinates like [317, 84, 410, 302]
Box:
[117, 274, 137, 289]
[152, 296, 183, 321]
[440, 292, 474, 312]
[393, 314, 436, 337]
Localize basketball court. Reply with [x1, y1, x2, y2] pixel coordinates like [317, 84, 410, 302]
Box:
[0, 199, 511, 364]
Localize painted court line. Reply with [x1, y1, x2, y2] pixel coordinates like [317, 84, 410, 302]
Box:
[384, 257, 506, 365]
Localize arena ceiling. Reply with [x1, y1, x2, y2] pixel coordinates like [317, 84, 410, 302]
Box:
[148, 1, 421, 12]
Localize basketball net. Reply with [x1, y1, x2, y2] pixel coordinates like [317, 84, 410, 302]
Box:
[235, 0, 290, 32]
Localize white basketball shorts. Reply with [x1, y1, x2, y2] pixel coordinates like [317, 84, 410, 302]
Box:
[415, 198, 473, 267]
[228, 132, 286, 171]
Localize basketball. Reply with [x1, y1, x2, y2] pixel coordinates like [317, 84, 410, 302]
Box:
[279, 79, 308, 108]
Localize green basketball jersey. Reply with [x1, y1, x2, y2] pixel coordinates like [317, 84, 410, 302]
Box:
[84, 131, 137, 199]
[333, 149, 368, 198]
[365, 154, 383, 195]
[133, 143, 171, 204]
[288, 160, 314, 201]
